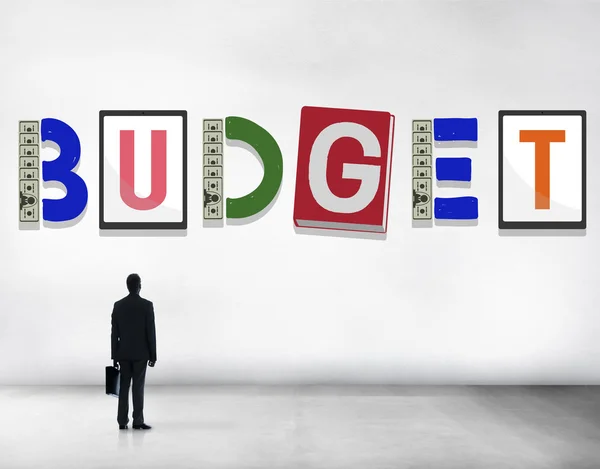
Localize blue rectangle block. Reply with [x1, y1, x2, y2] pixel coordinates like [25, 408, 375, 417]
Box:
[434, 118, 478, 141]
[436, 157, 472, 181]
[434, 197, 478, 220]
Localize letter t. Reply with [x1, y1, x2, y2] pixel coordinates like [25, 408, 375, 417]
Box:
[519, 130, 565, 209]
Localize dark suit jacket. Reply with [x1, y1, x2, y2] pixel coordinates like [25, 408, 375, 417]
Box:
[111, 293, 157, 362]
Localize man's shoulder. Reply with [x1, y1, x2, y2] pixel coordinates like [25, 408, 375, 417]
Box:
[140, 296, 153, 306]
[113, 296, 127, 307]
[114, 295, 152, 309]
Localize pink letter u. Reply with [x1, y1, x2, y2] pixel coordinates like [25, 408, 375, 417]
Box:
[119, 130, 167, 210]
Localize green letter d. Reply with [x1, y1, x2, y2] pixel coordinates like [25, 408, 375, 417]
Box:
[225, 116, 283, 220]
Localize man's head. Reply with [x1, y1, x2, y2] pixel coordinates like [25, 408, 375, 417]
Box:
[126, 273, 141, 294]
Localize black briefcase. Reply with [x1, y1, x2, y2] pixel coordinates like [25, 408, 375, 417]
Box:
[105, 365, 121, 397]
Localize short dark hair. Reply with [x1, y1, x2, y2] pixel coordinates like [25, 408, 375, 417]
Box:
[126, 273, 141, 293]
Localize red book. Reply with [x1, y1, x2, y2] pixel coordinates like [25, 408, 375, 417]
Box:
[293, 106, 395, 233]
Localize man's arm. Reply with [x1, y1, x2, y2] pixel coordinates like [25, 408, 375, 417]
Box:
[147, 302, 157, 362]
[111, 304, 119, 361]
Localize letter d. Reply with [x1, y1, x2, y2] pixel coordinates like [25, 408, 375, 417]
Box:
[225, 117, 283, 220]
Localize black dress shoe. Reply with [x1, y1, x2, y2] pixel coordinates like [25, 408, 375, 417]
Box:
[133, 423, 152, 430]
[119, 425, 128, 430]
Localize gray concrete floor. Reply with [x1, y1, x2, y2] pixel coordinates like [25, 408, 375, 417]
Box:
[0, 386, 599, 468]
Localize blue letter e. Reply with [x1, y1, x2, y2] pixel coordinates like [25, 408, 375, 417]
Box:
[41, 118, 88, 223]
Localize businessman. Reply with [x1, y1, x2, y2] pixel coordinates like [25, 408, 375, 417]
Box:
[111, 273, 157, 430]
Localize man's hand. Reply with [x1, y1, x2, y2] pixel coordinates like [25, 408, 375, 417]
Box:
[113, 360, 119, 370]
[148, 361, 156, 367]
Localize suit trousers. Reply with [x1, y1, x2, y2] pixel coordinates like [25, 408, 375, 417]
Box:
[117, 360, 148, 426]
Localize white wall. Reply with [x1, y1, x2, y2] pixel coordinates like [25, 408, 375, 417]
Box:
[1, 0, 599, 385]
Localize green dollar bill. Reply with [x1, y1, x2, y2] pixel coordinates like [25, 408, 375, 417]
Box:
[204, 177, 222, 195]
[203, 154, 223, 166]
[19, 121, 39, 134]
[204, 198, 223, 219]
[413, 166, 432, 178]
[413, 154, 431, 167]
[413, 177, 432, 196]
[19, 179, 39, 222]
[203, 143, 223, 155]
[203, 119, 223, 132]
[19, 156, 39, 168]
[20, 168, 39, 179]
[412, 176, 432, 220]
[412, 120, 432, 132]
[203, 177, 223, 220]
[204, 166, 223, 178]
[413, 143, 431, 155]
[19, 133, 39, 145]
[19, 144, 39, 157]
[412, 132, 432, 144]
[413, 201, 432, 220]
[203, 131, 223, 144]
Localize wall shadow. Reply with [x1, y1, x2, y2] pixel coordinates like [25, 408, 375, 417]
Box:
[203, 219, 224, 228]
[412, 219, 433, 228]
[435, 218, 479, 227]
[293, 225, 387, 241]
[43, 203, 88, 229]
[437, 181, 471, 189]
[42, 140, 63, 160]
[19, 221, 40, 231]
[498, 229, 586, 237]
[435, 141, 478, 149]
[99, 229, 188, 238]
[224, 138, 281, 226]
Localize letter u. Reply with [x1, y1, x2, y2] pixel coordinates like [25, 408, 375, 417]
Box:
[119, 130, 167, 210]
